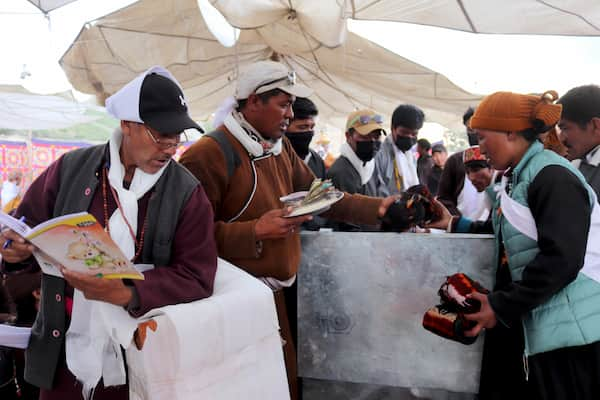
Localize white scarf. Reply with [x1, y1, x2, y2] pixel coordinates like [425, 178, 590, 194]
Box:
[223, 111, 282, 157]
[572, 144, 600, 169]
[493, 175, 600, 284]
[66, 129, 167, 399]
[340, 142, 375, 185]
[1, 180, 20, 208]
[457, 176, 485, 220]
[393, 146, 419, 188]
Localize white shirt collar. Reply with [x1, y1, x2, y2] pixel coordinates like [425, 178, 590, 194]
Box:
[586, 144, 600, 167]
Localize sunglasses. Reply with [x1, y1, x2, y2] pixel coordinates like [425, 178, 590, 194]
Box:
[254, 71, 297, 94]
[145, 127, 188, 150]
[349, 114, 384, 127]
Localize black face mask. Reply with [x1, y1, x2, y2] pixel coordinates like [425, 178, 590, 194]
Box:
[285, 131, 314, 159]
[467, 133, 479, 146]
[395, 136, 417, 152]
[355, 140, 381, 163]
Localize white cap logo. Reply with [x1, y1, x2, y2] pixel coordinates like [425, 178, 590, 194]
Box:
[179, 95, 186, 107]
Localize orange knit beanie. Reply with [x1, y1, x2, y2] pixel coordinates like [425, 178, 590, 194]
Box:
[469, 90, 562, 133]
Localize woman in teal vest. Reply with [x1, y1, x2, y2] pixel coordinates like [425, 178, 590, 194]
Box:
[430, 90, 600, 400]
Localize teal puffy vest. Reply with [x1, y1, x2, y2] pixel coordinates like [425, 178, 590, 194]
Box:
[488, 141, 600, 357]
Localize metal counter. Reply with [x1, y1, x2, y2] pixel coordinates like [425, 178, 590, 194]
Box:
[298, 231, 495, 397]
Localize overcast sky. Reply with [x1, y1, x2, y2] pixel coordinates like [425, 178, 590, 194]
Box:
[2, 0, 600, 99]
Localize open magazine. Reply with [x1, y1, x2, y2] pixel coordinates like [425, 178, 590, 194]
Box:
[0, 211, 144, 280]
[280, 178, 344, 217]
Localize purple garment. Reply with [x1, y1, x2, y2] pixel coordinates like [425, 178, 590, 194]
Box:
[39, 367, 127, 400]
[14, 156, 218, 396]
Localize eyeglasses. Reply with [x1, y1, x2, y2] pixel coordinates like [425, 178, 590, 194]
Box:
[254, 71, 297, 94]
[349, 114, 384, 127]
[144, 127, 188, 150]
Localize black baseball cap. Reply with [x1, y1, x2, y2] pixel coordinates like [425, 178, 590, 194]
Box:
[139, 73, 204, 136]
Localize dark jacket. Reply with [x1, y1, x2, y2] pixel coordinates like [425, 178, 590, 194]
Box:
[437, 151, 465, 215]
[306, 149, 326, 179]
[326, 156, 379, 231]
[417, 155, 434, 187]
[579, 160, 600, 201]
[7, 143, 217, 389]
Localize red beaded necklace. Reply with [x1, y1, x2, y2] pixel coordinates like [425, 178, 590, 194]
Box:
[102, 168, 148, 262]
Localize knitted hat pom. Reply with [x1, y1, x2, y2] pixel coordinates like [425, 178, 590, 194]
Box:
[531, 90, 562, 133]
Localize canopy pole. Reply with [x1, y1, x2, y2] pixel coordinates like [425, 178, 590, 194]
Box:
[27, 130, 33, 185]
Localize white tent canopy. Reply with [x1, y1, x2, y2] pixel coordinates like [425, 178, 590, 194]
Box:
[60, 0, 480, 134]
[213, 0, 600, 38]
[26, 0, 79, 13]
[0, 85, 101, 130]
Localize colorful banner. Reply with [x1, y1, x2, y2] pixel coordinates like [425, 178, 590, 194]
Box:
[174, 141, 193, 161]
[1, 138, 194, 192]
[0, 139, 29, 187]
[30, 138, 92, 182]
[0, 138, 92, 190]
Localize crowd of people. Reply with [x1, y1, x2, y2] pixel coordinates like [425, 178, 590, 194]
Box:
[0, 60, 599, 400]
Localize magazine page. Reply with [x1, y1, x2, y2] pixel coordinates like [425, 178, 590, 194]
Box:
[26, 212, 144, 280]
[0, 211, 31, 237]
[32, 249, 63, 278]
[0, 324, 31, 349]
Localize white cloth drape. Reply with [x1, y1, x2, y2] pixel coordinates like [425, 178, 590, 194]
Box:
[66, 129, 167, 399]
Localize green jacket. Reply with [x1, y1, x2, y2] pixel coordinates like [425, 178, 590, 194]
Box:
[489, 141, 600, 357]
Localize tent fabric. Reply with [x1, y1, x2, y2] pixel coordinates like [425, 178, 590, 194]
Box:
[59, 0, 480, 134]
[26, 0, 78, 13]
[0, 85, 101, 130]
[212, 0, 600, 37]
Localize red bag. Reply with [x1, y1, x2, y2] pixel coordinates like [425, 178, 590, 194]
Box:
[422, 304, 477, 345]
[438, 273, 489, 314]
[422, 273, 489, 345]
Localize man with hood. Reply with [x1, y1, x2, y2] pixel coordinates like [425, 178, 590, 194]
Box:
[0, 66, 218, 399]
[374, 104, 424, 196]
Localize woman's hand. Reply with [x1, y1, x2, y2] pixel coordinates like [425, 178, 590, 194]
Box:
[424, 199, 453, 231]
[463, 292, 498, 336]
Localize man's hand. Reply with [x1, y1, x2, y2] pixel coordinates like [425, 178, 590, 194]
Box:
[424, 198, 453, 230]
[61, 268, 133, 306]
[254, 208, 313, 240]
[463, 292, 498, 336]
[0, 229, 34, 263]
[377, 195, 401, 218]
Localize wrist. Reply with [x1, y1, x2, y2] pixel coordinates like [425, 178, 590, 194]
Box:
[253, 220, 264, 241]
[119, 286, 135, 307]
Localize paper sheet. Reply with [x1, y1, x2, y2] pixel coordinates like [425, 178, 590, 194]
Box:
[0, 324, 31, 349]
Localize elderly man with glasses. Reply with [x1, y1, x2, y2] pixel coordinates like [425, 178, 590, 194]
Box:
[0, 66, 217, 399]
[180, 61, 402, 400]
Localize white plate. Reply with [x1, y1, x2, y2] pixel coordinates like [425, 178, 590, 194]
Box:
[284, 191, 344, 218]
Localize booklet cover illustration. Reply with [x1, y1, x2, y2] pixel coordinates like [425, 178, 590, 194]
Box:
[1, 211, 143, 280]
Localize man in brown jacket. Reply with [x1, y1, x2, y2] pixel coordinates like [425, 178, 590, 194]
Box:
[180, 61, 398, 400]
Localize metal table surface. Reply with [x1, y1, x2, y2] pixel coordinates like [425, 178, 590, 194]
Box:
[298, 231, 495, 397]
